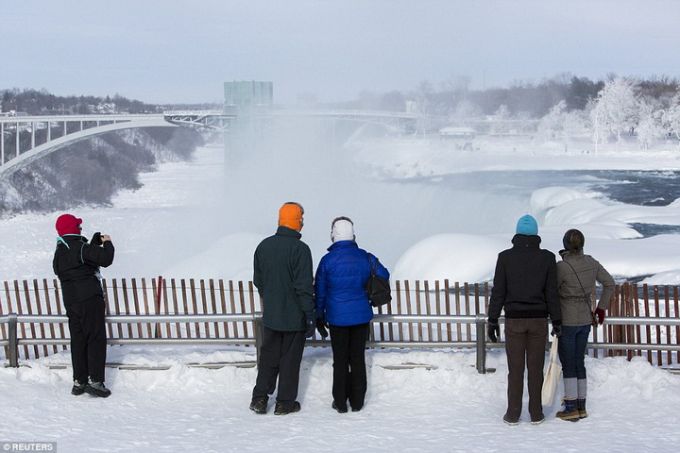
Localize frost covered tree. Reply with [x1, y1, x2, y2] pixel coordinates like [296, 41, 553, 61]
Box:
[636, 98, 664, 150]
[537, 100, 567, 141]
[590, 77, 639, 151]
[452, 100, 482, 120]
[537, 100, 589, 149]
[663, 93, 680, 147]
[491, 104, 511, 135]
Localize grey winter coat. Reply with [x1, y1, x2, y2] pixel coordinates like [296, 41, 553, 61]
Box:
[556, 250, 615, 326]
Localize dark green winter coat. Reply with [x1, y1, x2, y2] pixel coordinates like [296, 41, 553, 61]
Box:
[253, 226, 314, 331]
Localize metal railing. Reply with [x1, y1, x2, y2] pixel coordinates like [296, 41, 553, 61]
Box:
[2, 314, 680, 373]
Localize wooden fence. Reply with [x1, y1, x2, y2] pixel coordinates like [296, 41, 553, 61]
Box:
[0, 278, 678, 367]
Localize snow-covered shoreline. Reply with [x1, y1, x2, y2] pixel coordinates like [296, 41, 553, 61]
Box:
[353, 136, 680, 179]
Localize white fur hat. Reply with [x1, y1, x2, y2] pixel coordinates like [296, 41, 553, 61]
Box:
[331, 217, 355, 242]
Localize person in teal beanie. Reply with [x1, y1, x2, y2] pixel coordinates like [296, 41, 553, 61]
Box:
[487, 214, 561, 425]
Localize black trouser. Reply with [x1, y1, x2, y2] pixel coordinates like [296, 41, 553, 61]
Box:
[329, 323, 369, 411]
[504, 318, 548, 421]
[252, 326, 306, 404]
[65, 296, 107, 384]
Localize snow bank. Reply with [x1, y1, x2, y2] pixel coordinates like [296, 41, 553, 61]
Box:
[394, 185, 680, 282]
[393, 234, 506, 282]
[1, 347, 679, 452]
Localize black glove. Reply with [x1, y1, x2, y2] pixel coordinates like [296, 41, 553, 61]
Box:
[551, 320, 562, 338]
[91, 232, 102, 246]
[316, 318, 329, 339]
[488, 318, 500, 343]
[305, 312, 316, 338]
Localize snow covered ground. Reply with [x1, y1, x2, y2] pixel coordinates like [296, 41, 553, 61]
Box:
[1, 346, 679, 452]
[2, 135, 680, 452]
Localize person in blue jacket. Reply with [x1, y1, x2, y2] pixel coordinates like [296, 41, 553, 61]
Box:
[314, 216, 390, 413]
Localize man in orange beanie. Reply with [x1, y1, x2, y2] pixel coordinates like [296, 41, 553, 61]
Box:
[250, 202, 315, 415]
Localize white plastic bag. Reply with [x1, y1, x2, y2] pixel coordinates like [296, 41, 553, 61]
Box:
[541, 338, 562, 406]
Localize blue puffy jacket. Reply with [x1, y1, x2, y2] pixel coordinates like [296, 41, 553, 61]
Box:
[314, 240, 390, 327]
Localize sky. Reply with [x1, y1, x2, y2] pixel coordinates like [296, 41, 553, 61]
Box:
[1, 0, 680, 104]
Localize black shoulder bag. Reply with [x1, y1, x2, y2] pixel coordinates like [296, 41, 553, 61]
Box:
[365, 254, 391, 307]
[564, 260, 598, 327]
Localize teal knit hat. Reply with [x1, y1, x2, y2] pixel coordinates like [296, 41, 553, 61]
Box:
[516, 214, 538, 236]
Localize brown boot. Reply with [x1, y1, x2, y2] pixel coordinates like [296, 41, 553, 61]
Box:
[577, 399, 588, 419]
[556, 399, 580, 421]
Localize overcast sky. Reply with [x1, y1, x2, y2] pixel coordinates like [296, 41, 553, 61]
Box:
[2, 0, 679, 104]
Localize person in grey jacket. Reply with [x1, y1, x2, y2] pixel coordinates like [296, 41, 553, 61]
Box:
[555, 229, 614, 421]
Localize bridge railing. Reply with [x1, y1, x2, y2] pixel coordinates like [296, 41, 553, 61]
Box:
[0, 278, 679, 367]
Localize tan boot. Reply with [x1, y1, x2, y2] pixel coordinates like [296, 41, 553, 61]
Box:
[556, 399, 580, 421]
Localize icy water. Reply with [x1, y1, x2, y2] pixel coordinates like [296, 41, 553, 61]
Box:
[425, 169, 680, 238]
[423, 170, 680, 206]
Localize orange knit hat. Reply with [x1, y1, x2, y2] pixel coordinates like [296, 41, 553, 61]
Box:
[278, 202, 304, 231]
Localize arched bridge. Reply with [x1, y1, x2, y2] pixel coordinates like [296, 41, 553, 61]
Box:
[0, 109, 419, 178]
[0, 112, 235, 178]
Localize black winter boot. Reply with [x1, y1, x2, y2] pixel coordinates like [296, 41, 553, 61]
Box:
[249, 397, 268, 414]
[274, 401, 301, 415]
[84, 381, 111, 398]
[332, 401, 348, 413]
[71, 381, 87, 396]
[556, 399, 579, 421]
[577, 399, 588, 419]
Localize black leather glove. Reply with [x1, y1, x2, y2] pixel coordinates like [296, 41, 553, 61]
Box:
[316, 318, 329, 338]
[488, 318, 500, 343]
[305, 312, 316, 338]
[551, 320, 562, 338]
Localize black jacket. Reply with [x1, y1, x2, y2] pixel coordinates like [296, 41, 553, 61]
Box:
[253, 226, 314, 331]
[53, 235, 115, 305]
[488, 234, 561, 322]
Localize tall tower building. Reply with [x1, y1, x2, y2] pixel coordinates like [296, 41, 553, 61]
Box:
[224, 81, 273, 114]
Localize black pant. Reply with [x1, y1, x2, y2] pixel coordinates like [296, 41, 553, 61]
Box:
[252, 327, 306, 403]
[504, 318, 548, 421]
[65, 296, 107, 383]
[329, 323, 369, 411]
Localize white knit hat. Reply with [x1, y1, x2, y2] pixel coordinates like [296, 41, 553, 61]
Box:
[331, 217, 355, 242]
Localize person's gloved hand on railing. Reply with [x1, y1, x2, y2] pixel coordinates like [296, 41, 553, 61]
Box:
[488, 318, 500, 343]
[595, 308, 606, 325]
[316, 317, 329, 339]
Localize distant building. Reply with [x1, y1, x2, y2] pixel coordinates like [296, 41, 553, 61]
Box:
[439, 126, 476, 139]
[95, 102, 117, 114]
[224, 81, 273, 114]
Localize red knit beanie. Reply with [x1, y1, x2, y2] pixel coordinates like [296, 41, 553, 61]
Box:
[55, 214, 82, 236]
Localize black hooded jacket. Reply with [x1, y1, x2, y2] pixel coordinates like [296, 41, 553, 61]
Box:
[487, 234, 561, 322]
[53, 235, 115, 305]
